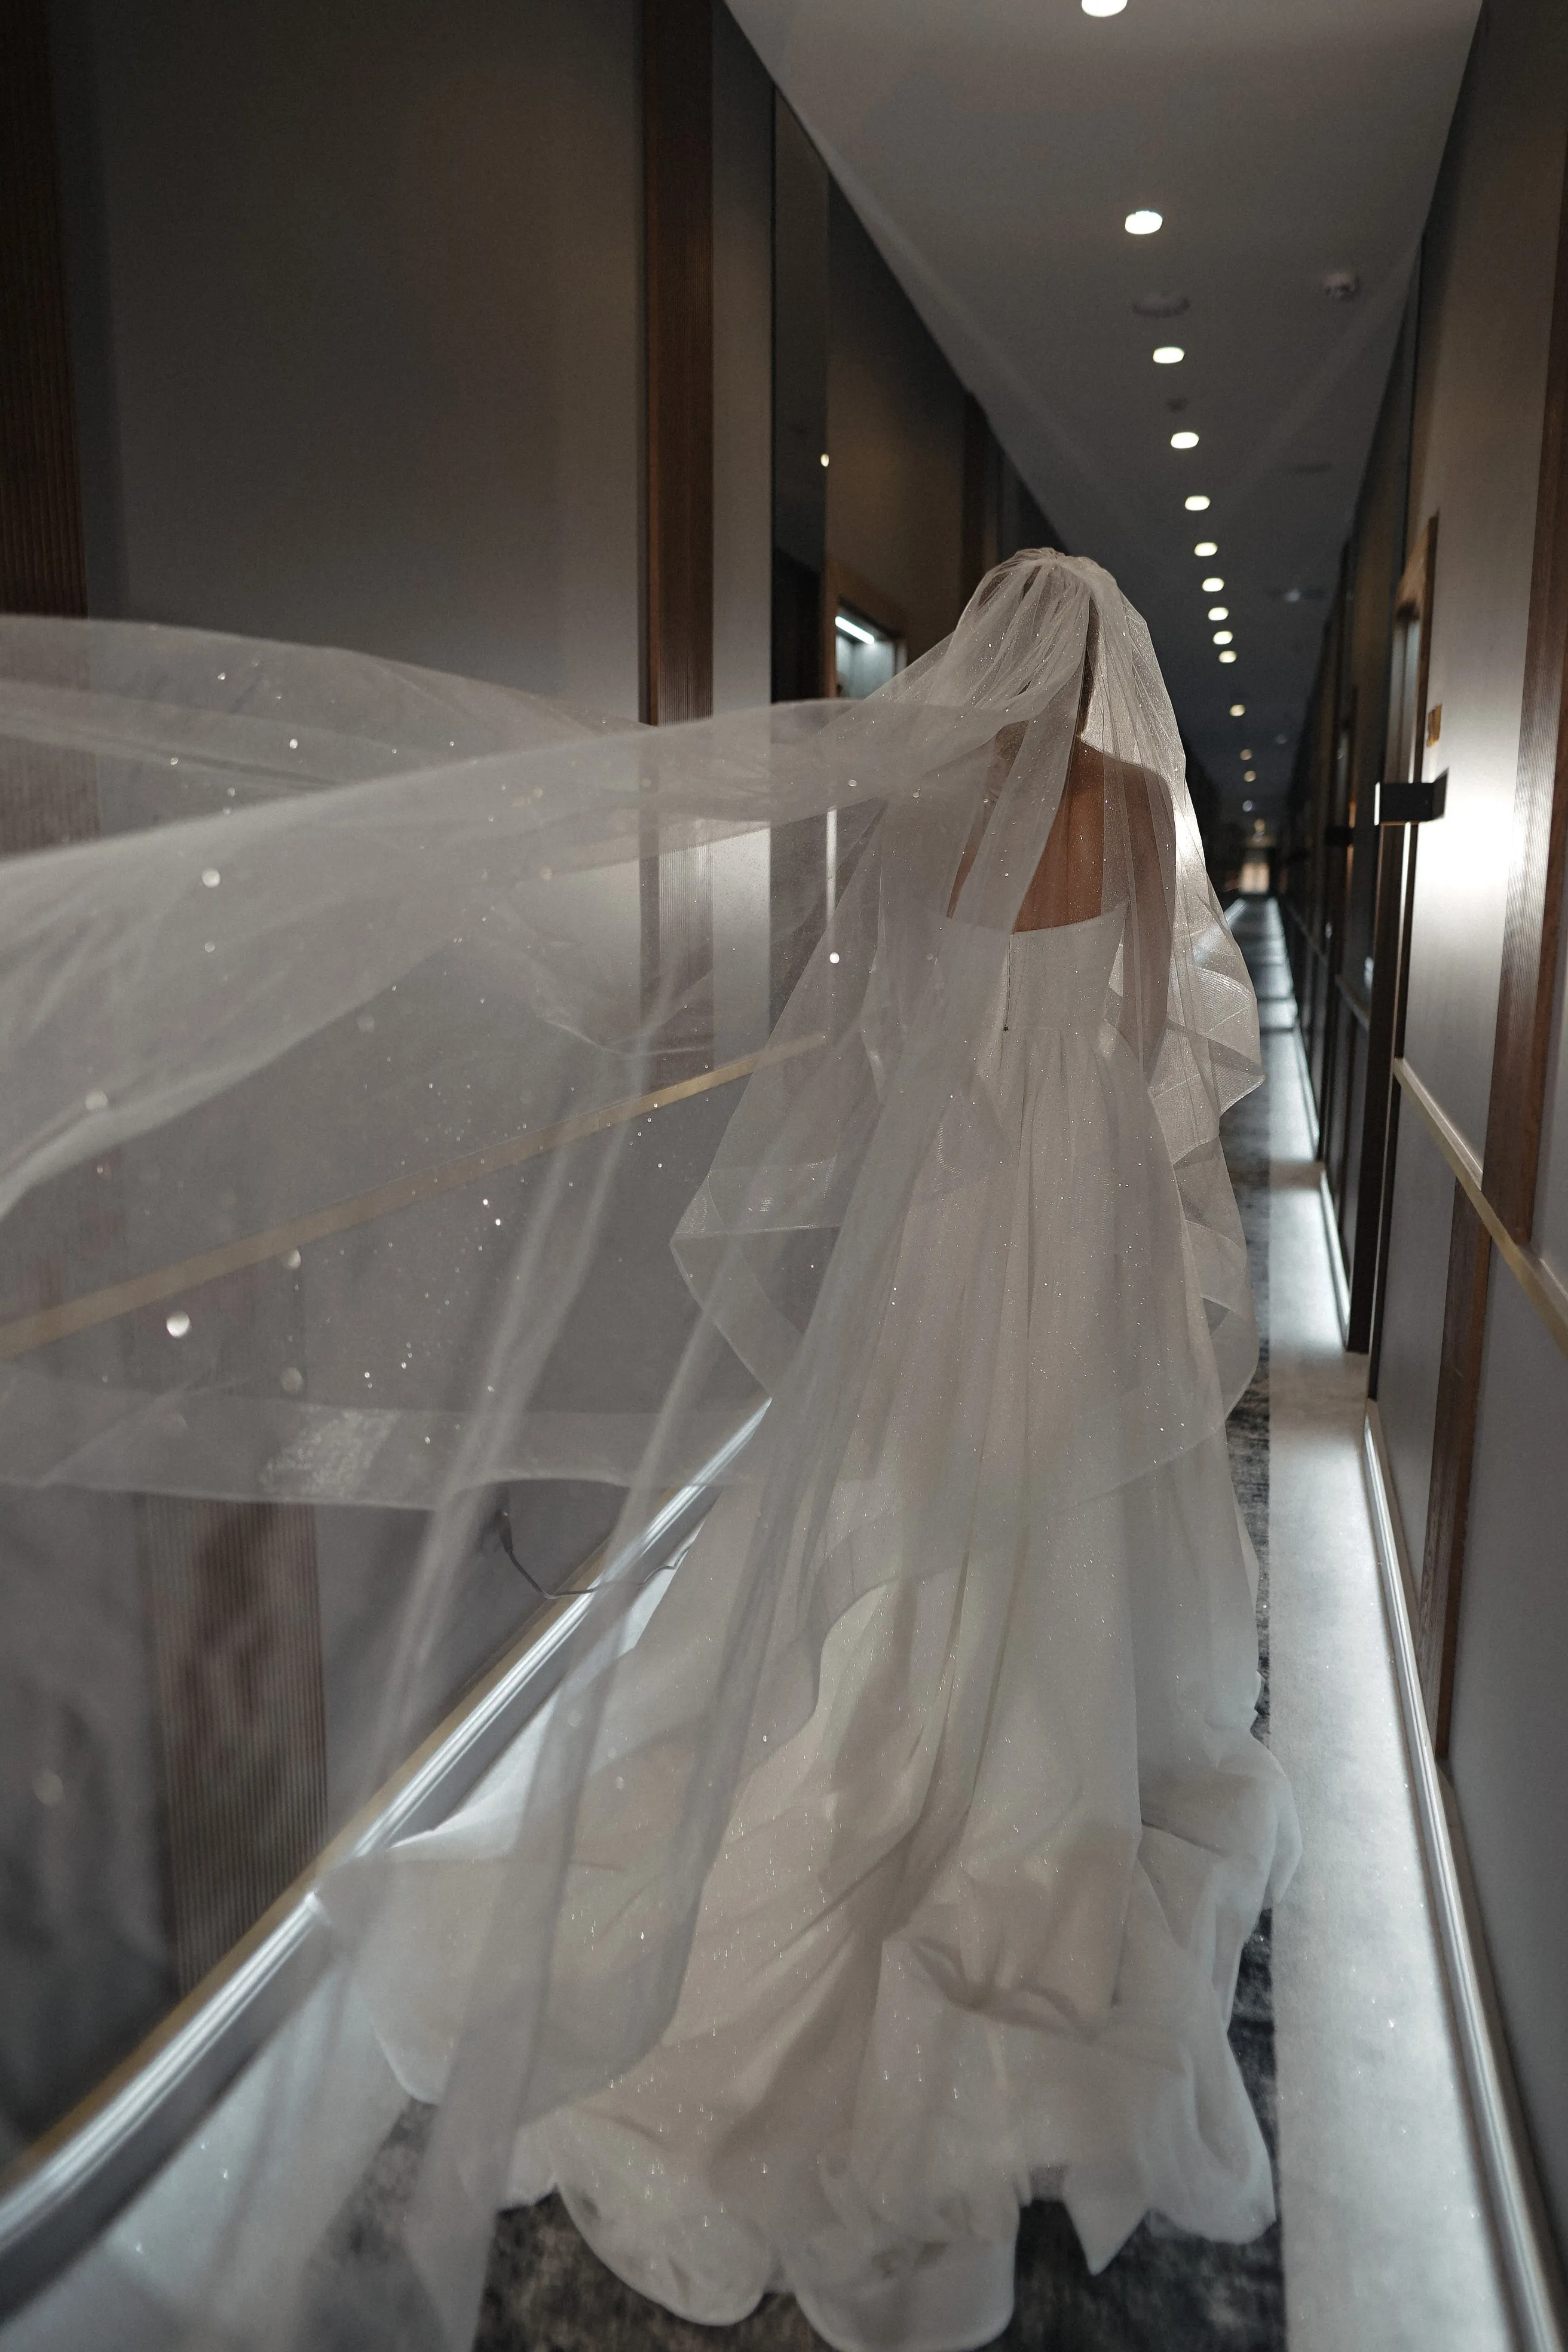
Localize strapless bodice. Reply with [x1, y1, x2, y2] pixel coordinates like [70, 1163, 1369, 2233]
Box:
[997, 897, 1127, 1038]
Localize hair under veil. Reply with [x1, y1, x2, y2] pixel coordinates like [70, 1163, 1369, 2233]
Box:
[0, 553, 1282, 2347]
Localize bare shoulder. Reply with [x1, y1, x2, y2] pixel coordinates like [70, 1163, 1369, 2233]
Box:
[1075, 742, 1168, 820]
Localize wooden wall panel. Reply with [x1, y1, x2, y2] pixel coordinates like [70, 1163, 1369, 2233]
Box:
[1353, 519, 1435, 1353]
[711, 0, 773, 714]
[0, 0, 88, 620]
[823, 182, 966, 664]
[1413, 122, 1568, 1756]
[1484, 148, 1568, 1245]
[961, 393, 999, 605]
[644, 0, 714, 725]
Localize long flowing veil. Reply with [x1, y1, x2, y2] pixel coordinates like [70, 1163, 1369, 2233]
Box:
[0, 554, 1264, 2347]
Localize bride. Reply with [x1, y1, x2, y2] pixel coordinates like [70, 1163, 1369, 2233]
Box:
[0, 551, 1296, 2351]
[326, 557, 1299, 2350]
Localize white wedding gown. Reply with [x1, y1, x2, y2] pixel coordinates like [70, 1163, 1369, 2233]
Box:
[422, 901, 1297, 2350]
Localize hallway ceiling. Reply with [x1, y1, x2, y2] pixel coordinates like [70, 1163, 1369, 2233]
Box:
[730, 0, 1478, 828]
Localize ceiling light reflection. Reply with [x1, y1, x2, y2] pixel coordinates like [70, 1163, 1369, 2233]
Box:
[1219, 650, 1238, 664]
[1202, 575, 1223, 592]
[1125, 210, 1163, 235]
[1195, 540, 1218, 556]
[1171, 430, 1199, 449]
[1185, 494, 1211, 511]
[1212, 630, 1233, 645]
[1083, 0, 1128, 13]
[1153, 345, 1184, 365]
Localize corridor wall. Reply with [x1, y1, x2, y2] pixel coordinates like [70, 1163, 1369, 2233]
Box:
[825, 186, 967, 664]
[46, 0, 647, 714]
[1285, 0, 1568, 2296]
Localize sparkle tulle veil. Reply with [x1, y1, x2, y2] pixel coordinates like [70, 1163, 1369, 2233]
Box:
[0, 554, 1267, 2347]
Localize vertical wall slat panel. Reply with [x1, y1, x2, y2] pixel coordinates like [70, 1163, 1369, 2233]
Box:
[644, 0, 713, 726]
[0, 0, 88, 623]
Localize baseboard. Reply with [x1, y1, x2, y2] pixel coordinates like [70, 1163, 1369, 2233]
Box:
[1362, 1401, 1567, 2352]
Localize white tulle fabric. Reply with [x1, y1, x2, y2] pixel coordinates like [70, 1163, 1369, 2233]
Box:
[351, 905, 1296, 2352]
[0, 553, 1294, 2349]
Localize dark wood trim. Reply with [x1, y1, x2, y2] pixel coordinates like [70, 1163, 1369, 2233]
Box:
[1333, 967, 1373, 1027]
[1483, 140, 1568, 1244]
[1349, 515, 1437, 1352]
[1349, 821, 1408, 1348]
[1419, 1186, 1491, 1751]
[1368, 816, 1423, 1394]
[961, 392, 997, 605]
[0, 0, 88, 618]
[642, 0, 713, 725]
[1313, 650, 1355, 1162]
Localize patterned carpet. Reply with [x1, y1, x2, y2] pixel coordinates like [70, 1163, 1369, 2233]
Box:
[317, 902, 1288, 2352]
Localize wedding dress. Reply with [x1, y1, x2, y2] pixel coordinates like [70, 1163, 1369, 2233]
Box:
[0, 552, 1296, 2351]
[491, 900, 1295, 2350]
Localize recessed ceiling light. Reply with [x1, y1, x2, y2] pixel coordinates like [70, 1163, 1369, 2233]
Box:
[1219, 650, 1238, 664]
[1244, 769, 1257, 782]
[1212, 630, 1233, 645]
[1185, 494, 1211, 511]
[1153, 345, 1184, 365]
[1202, 575, 1224, 592]
[820, 452, 830, 467]
[1230, 703, 1246, 716]
[1125, 209, 1163, 236]
[1239, 747, 1252, 758]
[1171, 430, 1199, 449]
[1083, 0, 1127, 13]
[1242, 800, 1254, 812]
[1195, 540, 1218, 556]
[1207, 604, 1229, 620]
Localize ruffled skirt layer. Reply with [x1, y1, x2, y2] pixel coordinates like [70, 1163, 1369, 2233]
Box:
[505, 921, 1298, 2349]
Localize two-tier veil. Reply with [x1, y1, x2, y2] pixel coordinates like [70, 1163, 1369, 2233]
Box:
[0, 554, 1281, 2349]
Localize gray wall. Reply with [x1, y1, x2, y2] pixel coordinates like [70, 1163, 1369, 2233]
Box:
[54, 0, 644, 713]
[826, 186, 965, 662]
